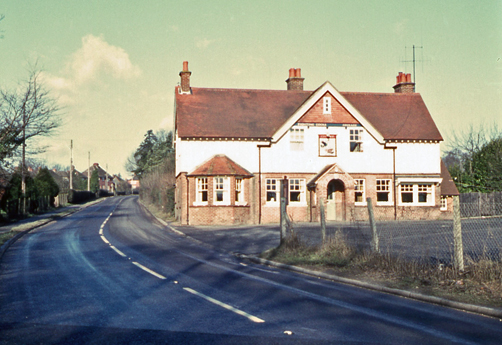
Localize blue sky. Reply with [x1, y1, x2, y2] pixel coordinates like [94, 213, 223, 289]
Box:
[1, 1, 500, 177]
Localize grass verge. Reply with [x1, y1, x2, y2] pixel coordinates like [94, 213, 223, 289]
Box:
[261, 232, 502, 308]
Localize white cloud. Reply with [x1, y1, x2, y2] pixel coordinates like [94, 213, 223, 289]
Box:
[70, 34, 141, 84]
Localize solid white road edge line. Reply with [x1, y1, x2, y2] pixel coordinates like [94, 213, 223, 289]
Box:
[110, 245, 127, 257]
[132, 261, 167, 280]
[183, 287, 265, 323]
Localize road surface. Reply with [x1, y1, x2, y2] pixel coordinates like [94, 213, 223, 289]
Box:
[1, 196, 501, 344]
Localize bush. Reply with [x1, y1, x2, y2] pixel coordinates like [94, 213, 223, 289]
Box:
[68, 190, 95, 204]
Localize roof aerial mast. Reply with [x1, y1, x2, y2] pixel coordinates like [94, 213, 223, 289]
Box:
[403, 44, 423, 88]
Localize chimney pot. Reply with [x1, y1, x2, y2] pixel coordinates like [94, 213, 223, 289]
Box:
[393, 72, 415, 93]
[286, 67, 305, 91]
[179, 61, 192, 94]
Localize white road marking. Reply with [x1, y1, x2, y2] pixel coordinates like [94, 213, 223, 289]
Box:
[110, 245, 126, 257]
[183, 287, 265, 323]
[100, 235, 109, 244]
[132, 262, 166, 279]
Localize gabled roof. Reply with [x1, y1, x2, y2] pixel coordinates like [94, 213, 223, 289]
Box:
[440, 160, 459, 196]
[188, 155, 253, 177]
[175, 83, 443, 142]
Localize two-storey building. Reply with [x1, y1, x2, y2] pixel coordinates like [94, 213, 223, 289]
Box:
[174, 62, 458, 225]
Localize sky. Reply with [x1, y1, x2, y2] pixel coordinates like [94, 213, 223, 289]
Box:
[0, 0, 501, 178]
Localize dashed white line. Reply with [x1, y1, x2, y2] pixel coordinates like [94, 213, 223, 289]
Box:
[183, 287, 265, 323]
[100, 235, 110, 244]
[132, 261, 166, 279]
[110, 245, 127, 257]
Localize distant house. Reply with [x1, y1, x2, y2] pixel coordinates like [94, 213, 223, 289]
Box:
[82, 163, 115, 192]
[174, 61, 459, 225]
[127, 175, 140, 192]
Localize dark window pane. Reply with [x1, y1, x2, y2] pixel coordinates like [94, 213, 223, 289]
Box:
[377, 192, 389, 202]
[401, 193, 413, 203]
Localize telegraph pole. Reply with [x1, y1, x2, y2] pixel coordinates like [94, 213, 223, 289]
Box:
[69, 140, 73, 191]
[21, 112, 26, 215]
[87, 151, 91, 191]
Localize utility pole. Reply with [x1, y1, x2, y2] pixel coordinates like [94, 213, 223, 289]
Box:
[69, 140, 73, 191]
[106, 163, 109, 192]
[87, 151, 91, 192]
[21, 108, 26, 215]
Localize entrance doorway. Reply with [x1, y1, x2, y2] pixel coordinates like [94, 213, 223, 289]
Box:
[327, 179, 345, 221]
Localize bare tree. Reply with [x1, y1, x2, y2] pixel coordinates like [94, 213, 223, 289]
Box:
[0, 68, 61, 189]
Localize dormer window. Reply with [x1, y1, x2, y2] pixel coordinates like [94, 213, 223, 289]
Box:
[323, 97, 331, 114]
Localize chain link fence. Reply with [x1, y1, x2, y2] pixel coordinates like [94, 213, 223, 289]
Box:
[292, 196, 502, 266]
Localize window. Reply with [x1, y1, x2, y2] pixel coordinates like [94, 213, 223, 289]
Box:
[354, 179, 365, 204]
[290, 128, 304, 151]
[235, 178, 243, 203]
[289, 179, 305, 204]
[440, 195, 447, 211]
[400, 184, 414, 203]
[196, 177, 208, 204]
[319, 135, 336, 157]
[376, 179, 391, 203]
[214, 176, 229, 204]
[266, 179, 278, 203]
[399, 183, 435, 206]
[323, 97, 331, 114]
[350, 129, 363, 152]
[418, 184, 432, 203]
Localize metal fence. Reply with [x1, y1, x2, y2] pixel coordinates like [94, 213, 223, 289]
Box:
[294, 198, 502, 267]
[460, 192, 502, 217]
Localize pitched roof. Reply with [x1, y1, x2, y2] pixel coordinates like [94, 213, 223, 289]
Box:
[440, 160, 459, 196]
[175, 86, 443, 142]
[342, 92, 443, 141]
[176, 87, 311, 139]
[188, 155, 253, 177]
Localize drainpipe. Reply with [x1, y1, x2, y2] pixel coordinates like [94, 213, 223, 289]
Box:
[393, 147, 397, 220]
[257, 141, 272, 224]
[186, 174, 190, 225]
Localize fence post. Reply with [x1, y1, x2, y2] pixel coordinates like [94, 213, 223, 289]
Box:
[453, 195, 464, 271]
[280, 197, 287, 244]
[320, 198, 326, 243]
[367, 197, 379, 253]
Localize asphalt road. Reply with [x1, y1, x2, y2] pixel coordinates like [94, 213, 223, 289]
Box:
[1, 196, 501, 344]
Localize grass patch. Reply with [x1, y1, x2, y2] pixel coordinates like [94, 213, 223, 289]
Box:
[139, 199, 175, 224]
[0, 231, 16, 247]
[261, 232, 502, 308]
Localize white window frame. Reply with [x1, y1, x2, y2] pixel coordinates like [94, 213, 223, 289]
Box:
[323, 97, 331, 114]
[354, 179, 366, 205]
[214, 176, 230, 205]
[290, 127, 304, 151]
[376, 179, 392, 205]
[399, 183, 435, 206]
[195, 177, 208, 205]
[440, 195, 447, 211]
[235, 178, 244, 204]
[289, 179, 306, 205]
[350, 129, 363, 152]
[266, 178, 279, 204]
[319, 134, 337, 157]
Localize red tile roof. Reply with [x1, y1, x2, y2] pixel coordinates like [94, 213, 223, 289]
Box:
[440, 160, 459, 196]
[176, 87, 311, 138]
[341, 92, 443, 141]
[188, 155, 253, 177]
[175, 86, 443, 141]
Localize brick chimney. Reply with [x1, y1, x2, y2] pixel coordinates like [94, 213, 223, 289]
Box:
[179, 61, 192, 94]
[286, 68, 304, 90]
[393, 72, 415, 93]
